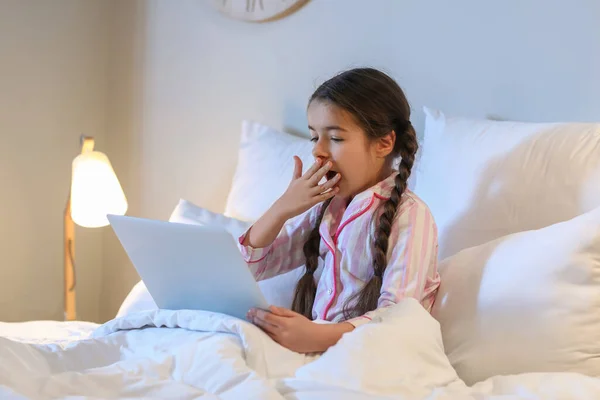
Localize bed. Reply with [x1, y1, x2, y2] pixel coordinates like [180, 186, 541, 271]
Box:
[1, 108, 600, 399]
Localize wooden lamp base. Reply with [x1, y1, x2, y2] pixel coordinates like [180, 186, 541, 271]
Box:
[63, 136, 95, 321]
[64, 199, 76, 321]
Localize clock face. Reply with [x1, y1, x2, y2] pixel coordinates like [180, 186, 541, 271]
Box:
[213, 0, 309, 22]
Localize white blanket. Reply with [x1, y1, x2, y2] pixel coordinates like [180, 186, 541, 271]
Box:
[1, 299, 599, 399]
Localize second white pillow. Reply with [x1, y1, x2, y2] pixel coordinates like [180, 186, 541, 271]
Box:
[414, 107, 600, 260]
[169, 199, 252, 239]
[432, 206, 600, 385]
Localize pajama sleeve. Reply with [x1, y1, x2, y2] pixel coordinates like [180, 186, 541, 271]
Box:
[238, 205, 322, 281]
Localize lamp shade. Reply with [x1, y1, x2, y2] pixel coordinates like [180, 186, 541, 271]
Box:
[70, 150, 127, 228]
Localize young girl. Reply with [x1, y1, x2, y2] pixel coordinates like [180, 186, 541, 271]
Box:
[241, 68, 440, 354]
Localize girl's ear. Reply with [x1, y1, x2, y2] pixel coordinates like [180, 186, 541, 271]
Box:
[375, 130, 396, 158]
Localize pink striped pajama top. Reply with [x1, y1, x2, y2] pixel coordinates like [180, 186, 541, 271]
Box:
[238, 172, 440, 327]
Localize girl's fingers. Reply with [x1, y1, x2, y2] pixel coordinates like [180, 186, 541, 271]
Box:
[308, 161, 332, 185]
[312, 173, 340, 194]
[253, 309, 283, 327]
[269, 305, 298, 317]
[301, 159, 322, 180]
[253, 317, 278, 335]
[292, 156, 303, 180]
[315, 186, 339, 202]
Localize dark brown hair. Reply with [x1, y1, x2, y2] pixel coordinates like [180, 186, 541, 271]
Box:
[291, 67, 418, 319]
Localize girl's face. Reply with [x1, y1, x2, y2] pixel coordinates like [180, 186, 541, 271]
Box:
[307, 100, 395, 199]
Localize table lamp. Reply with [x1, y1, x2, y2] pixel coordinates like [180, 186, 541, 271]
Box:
[64, 135, 127, 321]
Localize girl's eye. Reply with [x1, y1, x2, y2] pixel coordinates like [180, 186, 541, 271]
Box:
[331, 137, 343, 142]
[310, 137, 318, 143]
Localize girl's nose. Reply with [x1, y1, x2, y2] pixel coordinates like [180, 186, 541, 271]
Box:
[312, 141, 329, 161]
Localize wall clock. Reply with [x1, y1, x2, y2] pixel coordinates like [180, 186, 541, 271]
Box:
[213, 0, 310, 22]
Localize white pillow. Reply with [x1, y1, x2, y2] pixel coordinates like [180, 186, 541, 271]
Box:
[115, 280, 156, 318]
[414, 107, 600, 260]
[432, 206, 600, 385]
[224, 120, 314, 221]
[169, 199, 252, 239]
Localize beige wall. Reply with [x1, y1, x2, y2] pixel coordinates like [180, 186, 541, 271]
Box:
[100, 0, 146, 322]
[0, 0, 110, 322]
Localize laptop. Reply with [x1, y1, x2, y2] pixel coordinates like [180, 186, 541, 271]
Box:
[107, 214, 269, 320]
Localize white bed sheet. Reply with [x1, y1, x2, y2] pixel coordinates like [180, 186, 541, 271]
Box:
[1, 301, 599, 399]
[0, 320, 98, 345]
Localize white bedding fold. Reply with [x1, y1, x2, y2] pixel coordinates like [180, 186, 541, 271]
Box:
[92, 308, 310, 380]
[1, 299, 600, 399]
[0, 310, 299, 399]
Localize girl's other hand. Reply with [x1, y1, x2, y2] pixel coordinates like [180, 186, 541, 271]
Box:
[247, 305, 323, 353]
[247, 305, 354, 353]
[273, 156, 340, 219]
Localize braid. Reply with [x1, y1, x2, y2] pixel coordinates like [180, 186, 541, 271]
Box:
[291, 198, 332, 319]
[343, 121, 418, 319]
[398, 121, 418, 180]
